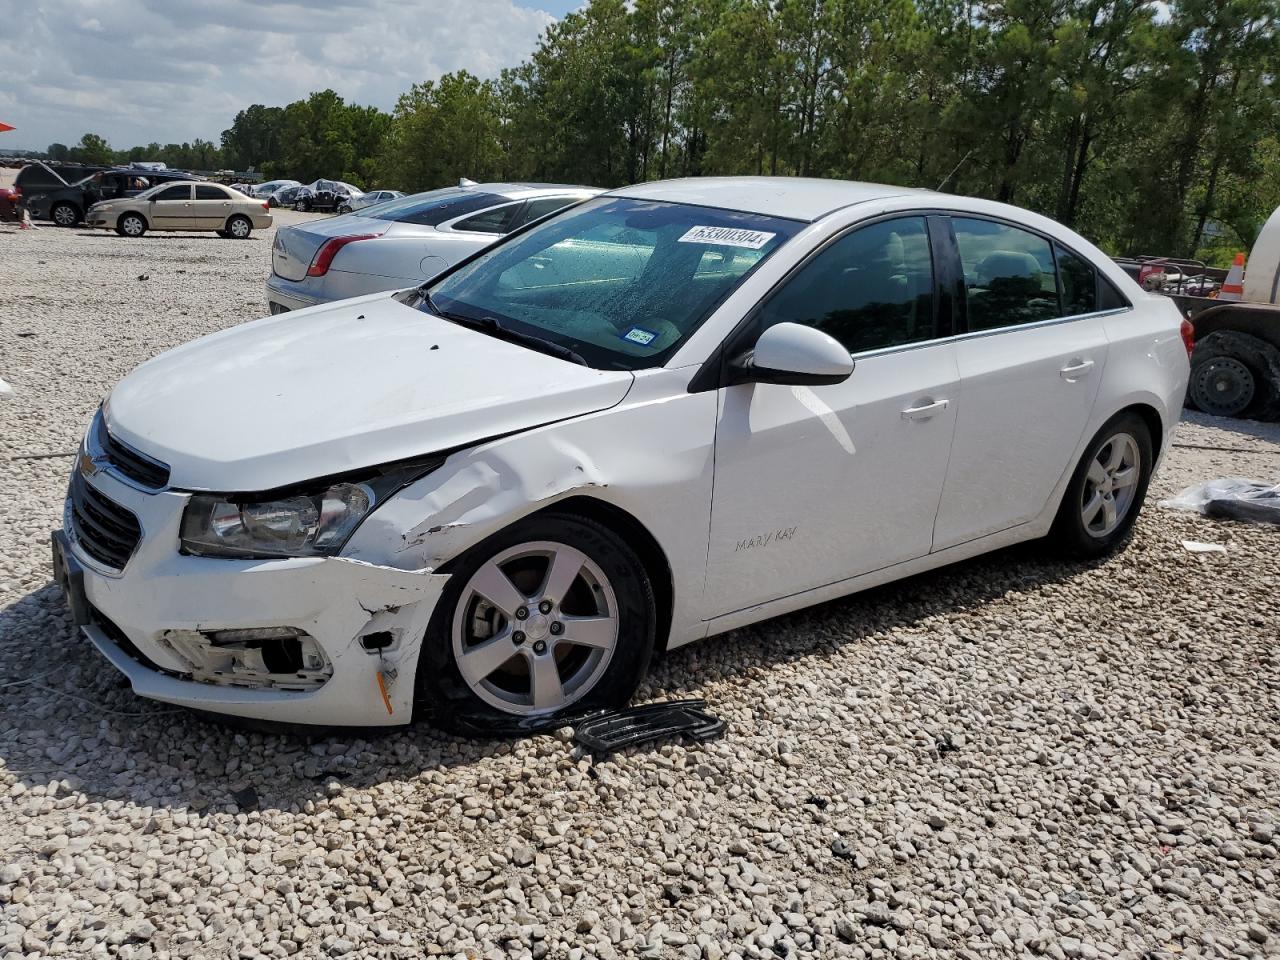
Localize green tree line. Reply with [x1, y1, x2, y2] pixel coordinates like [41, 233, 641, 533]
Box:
[48, 0, 1279, 262]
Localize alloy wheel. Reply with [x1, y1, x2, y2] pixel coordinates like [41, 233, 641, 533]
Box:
[1081, 432, 1141, 538]
[229, 218, 250, 239]
[53, 205, 77, 227]
[121, 215, 144, 237]
[451, 540, 619, 716]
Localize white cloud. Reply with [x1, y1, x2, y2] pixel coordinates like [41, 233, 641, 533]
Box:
[0, 0, 557, 151]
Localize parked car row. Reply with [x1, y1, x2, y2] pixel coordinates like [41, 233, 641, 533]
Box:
[266, 181, 598, 312]
[16, 162, 203, 226]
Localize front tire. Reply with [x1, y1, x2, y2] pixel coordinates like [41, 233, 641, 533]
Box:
[51, 202, 80, 227]
[117, 213, 147, 238]
[416, 513, 656, 729]
[226, 215, 252, 239]
[1048, 412, 1153, 559]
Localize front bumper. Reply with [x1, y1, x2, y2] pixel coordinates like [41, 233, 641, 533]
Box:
[60, 464, 449, 726]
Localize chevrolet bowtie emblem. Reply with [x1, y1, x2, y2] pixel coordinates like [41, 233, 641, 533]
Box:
[79, 450, 106, 478]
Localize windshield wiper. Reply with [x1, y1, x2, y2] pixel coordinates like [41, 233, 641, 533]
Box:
[435, 309, 588, 366]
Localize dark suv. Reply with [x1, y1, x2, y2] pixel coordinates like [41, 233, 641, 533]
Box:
[25, 166, 202, 227]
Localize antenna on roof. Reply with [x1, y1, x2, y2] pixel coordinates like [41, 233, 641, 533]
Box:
[459, 178, 477, 188]
[936, 150, 974, 192]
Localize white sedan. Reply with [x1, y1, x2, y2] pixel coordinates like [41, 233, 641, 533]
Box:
[55, 177, 1190, 729]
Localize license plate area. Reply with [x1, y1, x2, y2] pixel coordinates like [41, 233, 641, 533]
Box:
[51, 530, 91, 626]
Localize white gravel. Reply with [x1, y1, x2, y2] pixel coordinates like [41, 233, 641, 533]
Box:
[2, 200, 1280, 960]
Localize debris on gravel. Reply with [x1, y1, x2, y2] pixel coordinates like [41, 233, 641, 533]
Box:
[2, 213, 1279, 959]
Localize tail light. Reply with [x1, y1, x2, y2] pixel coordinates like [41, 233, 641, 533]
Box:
[1180, 318, 1196, 358]
[306, 234, 379, 277]
[261, 201, 269, 211]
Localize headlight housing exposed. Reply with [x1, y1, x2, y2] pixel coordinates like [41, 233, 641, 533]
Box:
[180, 460, 441, 559]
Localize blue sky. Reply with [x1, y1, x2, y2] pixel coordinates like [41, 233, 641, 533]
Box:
[0, 0, 582, 152]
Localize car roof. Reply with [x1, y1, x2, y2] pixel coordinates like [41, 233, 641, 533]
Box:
[477, 182, 602, 200]
[608, 176, 933, 222]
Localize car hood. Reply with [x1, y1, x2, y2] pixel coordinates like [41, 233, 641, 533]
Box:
[104, 292, 635, 492]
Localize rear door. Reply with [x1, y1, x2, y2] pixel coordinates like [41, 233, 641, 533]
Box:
[931, 216, 1109, 549]
[149, 184, 194, 229]
[193, 184, 234, 230]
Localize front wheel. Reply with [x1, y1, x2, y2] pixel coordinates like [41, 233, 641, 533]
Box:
[1047, 412, 1153, 559]
[117, 213, 147, 238]
[416, 513, 656, 729]
[226, 215, 252, 239]
[51, 202, 80, 227]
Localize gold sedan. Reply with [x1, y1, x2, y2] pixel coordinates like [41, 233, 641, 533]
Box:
[85, 181, 274, 239]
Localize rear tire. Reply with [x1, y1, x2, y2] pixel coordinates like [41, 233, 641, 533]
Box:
[226, 215, 252, 239]
[1047, 411, 1153, 559]
[1188, 331, 1280, 421]
[416, 513, 656, 731]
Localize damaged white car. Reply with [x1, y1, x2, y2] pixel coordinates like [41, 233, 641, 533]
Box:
[53, 177, 1190, 728]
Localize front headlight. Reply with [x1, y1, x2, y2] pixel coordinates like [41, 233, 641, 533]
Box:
[180, 459, 441, 559]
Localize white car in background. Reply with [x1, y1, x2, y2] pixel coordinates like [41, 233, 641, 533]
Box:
[265, 182, 599, 313]
[251, 179, 300, 200]
[338, 190, 404, 214]
[55, 177, 1189, 730]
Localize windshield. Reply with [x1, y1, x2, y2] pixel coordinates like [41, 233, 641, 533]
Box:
[418, 197, 801, 370]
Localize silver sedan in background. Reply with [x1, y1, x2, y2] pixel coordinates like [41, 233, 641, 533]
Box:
[265, 182, 600, 313]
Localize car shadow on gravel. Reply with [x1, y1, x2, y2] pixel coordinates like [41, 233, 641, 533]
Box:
[0, 542, 1104, 816]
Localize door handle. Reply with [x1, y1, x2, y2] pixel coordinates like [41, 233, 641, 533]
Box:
[901, 398, 949, 421]
[1059, 358, 1095, 380]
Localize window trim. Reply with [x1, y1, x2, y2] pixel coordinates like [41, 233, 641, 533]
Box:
[943, 212, 1133, 336]
[689, 210, 953, 392]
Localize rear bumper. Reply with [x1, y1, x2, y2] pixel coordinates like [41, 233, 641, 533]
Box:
[265, 274, 322, 312]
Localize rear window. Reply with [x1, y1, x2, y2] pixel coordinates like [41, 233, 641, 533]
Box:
[368, 188, 504, 226]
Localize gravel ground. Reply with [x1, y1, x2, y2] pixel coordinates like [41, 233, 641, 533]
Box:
[2, 202, 1280, 960]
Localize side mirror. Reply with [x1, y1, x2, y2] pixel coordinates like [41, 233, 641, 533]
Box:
[730, 322, 855, 387]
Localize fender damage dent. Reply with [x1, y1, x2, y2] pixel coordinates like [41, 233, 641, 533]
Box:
[392, 437, 611, 568]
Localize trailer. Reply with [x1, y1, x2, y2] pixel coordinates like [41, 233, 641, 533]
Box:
[1114, 208, 1280, 421]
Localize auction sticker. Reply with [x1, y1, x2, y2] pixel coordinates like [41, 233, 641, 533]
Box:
[678, 225, 776, 249]
[622, 327, 658, 346]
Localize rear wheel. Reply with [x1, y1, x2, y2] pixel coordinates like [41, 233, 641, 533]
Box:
[51, 202, 79, 227]
[226, 215, 252, 239]
[117, 213, 146, 238]
[1048, 412, 1153, 559]
[416, 513, 655, 729]
[1188, 331, 1280, 421]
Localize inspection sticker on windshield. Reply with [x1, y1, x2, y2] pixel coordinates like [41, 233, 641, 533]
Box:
[678, 225, 776, 249]
[622, 327, 658, 346]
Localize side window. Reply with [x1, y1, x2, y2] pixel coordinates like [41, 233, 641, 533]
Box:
[454, 203, 521, 234]
[952, 218, 1058, 330]
[153, 185, 190, 202]
[515, 196, 575, 227]
[195, 185, 229, 201]
[1056, 245, 1097, 316]
[758, 217, 935, 354]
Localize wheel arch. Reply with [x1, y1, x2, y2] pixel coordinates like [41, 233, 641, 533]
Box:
[1191, 304, 1280, 353]
[117, 210, 148, 231]
[1120, 402, 1165, 462]
[436, 494, 676, 656]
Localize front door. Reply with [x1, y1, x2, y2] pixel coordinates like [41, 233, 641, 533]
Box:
[703, 215, 960, 619]
[932, 217, 1109, 549]
[149, 184, 194, 230]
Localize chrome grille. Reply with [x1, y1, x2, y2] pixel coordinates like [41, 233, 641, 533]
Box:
[69, 470, 142, 571]
[94, 415, 169, 489]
